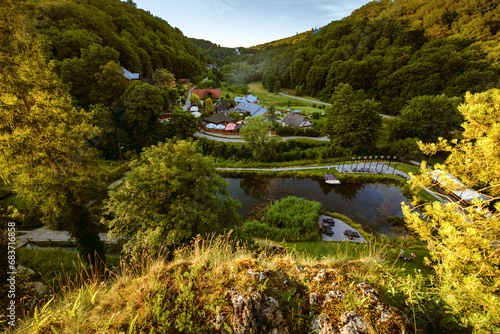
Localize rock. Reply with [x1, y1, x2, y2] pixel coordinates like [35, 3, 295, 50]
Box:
[339, 311, 369, 334]
[212, 313, 225, 331]
[228, 290, 287, 334]
[309, 292, 319, 306]
[323, 290, 344, 305]
[312, 313, 338, 334]
[356, 282, 379, 303]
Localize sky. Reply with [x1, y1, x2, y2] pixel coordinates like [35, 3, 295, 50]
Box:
[132, 0, 373, 48]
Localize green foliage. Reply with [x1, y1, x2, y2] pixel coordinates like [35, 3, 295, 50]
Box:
[169, 111, 198, 139]
[325, 83, 382, 151]
[398, 95, 463, 142]
[240, 116, 282, 162]
[258, 0, 499, 114]
[403, 89, 500, 332]
[243, 196, 322, 241]
[152, 68, 174, 85]
[0, 1, 105, 263]
[103, 140, 241, 257]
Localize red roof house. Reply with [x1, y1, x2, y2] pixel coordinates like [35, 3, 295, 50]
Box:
[191, 88, 222, 100]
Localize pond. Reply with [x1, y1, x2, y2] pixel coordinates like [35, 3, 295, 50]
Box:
[225, 176, 410, 237]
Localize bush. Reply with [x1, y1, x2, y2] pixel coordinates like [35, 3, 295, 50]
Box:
[243, 196, 322, 242]
[312, 112, 320, 119]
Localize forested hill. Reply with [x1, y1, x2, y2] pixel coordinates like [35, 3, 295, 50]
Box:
[252, 30, 314, 49]
[24, 0, 205, 106]
[258, 0, 500, 114]
[189, 38, 237, 66]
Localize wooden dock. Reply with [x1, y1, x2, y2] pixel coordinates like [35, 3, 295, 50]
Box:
[323, 173, 341, 185]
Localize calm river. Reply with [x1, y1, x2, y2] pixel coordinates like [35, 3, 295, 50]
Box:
[225, 176, 409, 237]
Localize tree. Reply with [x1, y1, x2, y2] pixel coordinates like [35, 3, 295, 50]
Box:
[189, 92, 201, 105]
[403, 89, 500, 332]
[204, 97, 214, 115]
[399, 94, 462, 142]
[169, 111, 197, 139]
[274, 80, 281, 94]
[240, 116, 281, 162]
[0, 0, 106, 263]
[267, 104, 277, 122]
[123, 81, 163, 131]
[103, 140, 241, 256]
[152, 68, 174, 86]
[93, 60, 128, 106]
[325, 83, 382, 151]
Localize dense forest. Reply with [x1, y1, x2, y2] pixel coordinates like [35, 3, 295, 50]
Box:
[26, 0, 205, 107]
[189, 38, 237, 66]
[258, 0, 500, 114]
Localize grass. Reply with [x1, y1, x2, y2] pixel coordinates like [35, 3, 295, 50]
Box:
[376, 119, 392, 147]
[13, 233, 416, 333]
[17, 248, 121, 285]
[247, 82, 327, 113]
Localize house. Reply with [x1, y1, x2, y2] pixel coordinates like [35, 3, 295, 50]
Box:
[191, 88, 222, 101]
[234, 102, 268, 117]
[281, 113, 312, 128]
[217, 99, 231, 113]
[122, 67, 139, 81]
[199, 113, 236, 132]
[234, 94, 259, 104]
[202, 113, 236, 125]
[178, 78, 190, 84]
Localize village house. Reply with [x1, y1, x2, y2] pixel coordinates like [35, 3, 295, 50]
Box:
[234, 94, 259, 104]
[281, 113, 312, 128]
[233, 102, 268, 117]
[191, 88, 222, 101]
[121, 67, 139, 82]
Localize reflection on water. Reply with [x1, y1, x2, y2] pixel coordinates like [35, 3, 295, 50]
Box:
[225, 177, 410, 237]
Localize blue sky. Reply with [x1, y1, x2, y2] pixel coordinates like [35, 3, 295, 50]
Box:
[133, 0, 373, 47]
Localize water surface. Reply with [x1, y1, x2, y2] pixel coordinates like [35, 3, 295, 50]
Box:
[225, 176, 409, 237]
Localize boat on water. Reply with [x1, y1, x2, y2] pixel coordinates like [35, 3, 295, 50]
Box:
[323, 173, 341, 185]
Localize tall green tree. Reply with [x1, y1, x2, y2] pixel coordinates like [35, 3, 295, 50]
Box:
[169, 111, 197, 139]
[403, 89, 500, 332]
[204, 97, 214, 116]
[0, 0, 105, 263]
[240, 116, 281, 162]
[398, 94, 462, 142]
[152, 68, 174, 86]
[103, 140, 241, 256]
[92, 60, 128, 106]
[325, 83, 382, 151]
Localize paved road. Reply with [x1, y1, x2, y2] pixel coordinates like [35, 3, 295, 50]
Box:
[17, 227, 116, 247]
[278, 92, 331, 106]
[194, 132, 330, 142]
[183, 85, 197, 111]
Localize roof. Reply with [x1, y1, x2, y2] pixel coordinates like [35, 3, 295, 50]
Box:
[122, 67, 139, 80]
[203, 113, 236, 124]
[191, 89, 222, 100]
[235, 94, 259, 104]
[234, 103, 268, 117]
[282, 113, 312, 127]
[429, 170, 491, 202]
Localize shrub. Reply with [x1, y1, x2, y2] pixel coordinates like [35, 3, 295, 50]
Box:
[243, 196, 322, 242]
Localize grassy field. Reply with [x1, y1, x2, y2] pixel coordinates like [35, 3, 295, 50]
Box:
[247, 82, 327, 114]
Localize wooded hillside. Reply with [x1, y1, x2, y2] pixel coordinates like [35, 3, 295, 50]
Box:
[25, 0, 205, 107]
[258, 0, 500, 114]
